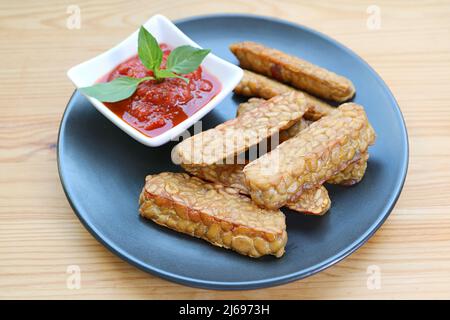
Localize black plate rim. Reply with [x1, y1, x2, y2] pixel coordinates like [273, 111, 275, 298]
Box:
[57, 13, 409, 290]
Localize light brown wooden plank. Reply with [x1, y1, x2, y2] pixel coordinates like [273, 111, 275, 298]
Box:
[1, 0, 450, 299]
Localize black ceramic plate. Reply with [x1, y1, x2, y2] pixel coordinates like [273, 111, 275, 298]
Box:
[58, 14, 408, 290]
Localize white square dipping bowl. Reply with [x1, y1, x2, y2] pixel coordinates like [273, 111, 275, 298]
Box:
[67, 14, 243, 147]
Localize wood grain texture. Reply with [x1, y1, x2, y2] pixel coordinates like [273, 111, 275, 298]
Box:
[1, 0, 450, 299]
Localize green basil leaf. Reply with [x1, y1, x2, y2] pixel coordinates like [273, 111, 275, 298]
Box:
[166, 45, 211, 74]
[79, 76, 152, 102]
[154, 69, 189, 83]
[138, 26, 162, 71]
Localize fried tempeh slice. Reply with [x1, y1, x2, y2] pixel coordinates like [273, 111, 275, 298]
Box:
[243, 103, 376, 209]
[237, 100, 367, 186]
[182, 163, 331, 215]
[279, 118, 312, 142]
[235, 98, 312, 142]
[176, 91, 308, 166]
[182, 163, 250, 194]
[235, 70, 297, 99]
[235, 70, 335, 120]
[139, 172, 287, 258]
[285, 186, 331, 216]
[235, 97, 266, 118]
[327, 152, 369, 186]
[230, 42, 355, 102]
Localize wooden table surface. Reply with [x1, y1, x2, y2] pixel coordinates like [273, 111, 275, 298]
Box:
[1, 0, 450, 299]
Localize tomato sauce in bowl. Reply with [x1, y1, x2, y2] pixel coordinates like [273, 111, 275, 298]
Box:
[102, 44, 221, 137]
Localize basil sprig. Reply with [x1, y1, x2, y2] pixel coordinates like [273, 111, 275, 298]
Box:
[79, 76, 153, 103]
[138, 26, 162, 71]
[167, 45, 211, 74]
[80, 26, 211, 102]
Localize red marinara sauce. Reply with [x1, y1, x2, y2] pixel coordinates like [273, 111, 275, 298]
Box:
[102, 44, 221, 137]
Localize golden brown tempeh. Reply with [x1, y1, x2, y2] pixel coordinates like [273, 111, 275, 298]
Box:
[182, 163, 331, 215]
[235, 70, 295, 99]
[285, 186, 331, 216]
[235, 98, 312, 143]
[175, 92, 308, 166]
[236, 99, 368, 187]
[235, 97, 266, 118]
[327, 152, 369, 186]
[182, 163, 250, 195]
[230, 42, 355, 102]
[279, 118, 312, 142]
[235, 70, 335, 120]
[243, 103, 376, 209]
[139, 172, 287, 258]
